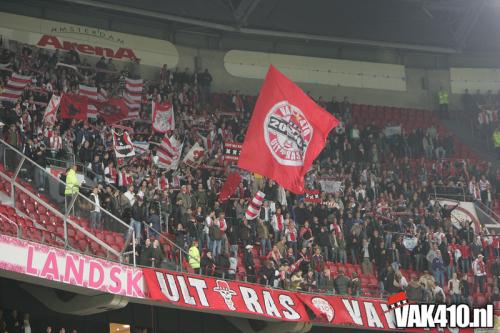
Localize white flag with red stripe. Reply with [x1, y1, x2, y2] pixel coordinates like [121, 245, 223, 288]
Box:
[43, 94, 61, 126]
[124, 78, 143, 119]
[245, 191, 265, 220]
[152, 101, 175, 133]
[156, 136, 183, 170]
[0, 73, 32, 102]
[183, 142, 205, 168]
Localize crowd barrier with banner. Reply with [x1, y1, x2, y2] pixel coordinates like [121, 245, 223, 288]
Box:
[0, 233, 478, 332]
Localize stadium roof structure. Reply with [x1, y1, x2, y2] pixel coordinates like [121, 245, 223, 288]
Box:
[3, 0, 500, 55]
[44, 0, 500, 54]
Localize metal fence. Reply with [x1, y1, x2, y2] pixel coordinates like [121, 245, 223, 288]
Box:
[0, 139, 190, 269]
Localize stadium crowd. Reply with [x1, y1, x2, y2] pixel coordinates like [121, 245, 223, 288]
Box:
[1, 39, 500, 305]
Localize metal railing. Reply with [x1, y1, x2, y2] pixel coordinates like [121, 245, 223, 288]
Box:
[475, 200, 500, 223]
[0, 212, 19, 238]
[45, 157, 75, 170]
[0, 140, 126, 258]
[0, 139, 189, 268]
[140, 220, 191, 272]
[431, 185, 470, 202]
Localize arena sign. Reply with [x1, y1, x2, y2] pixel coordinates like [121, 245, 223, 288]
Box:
[0, 13, 179, 67]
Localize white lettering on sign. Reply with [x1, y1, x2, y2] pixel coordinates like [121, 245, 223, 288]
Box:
[342, 299, 363, 325]
[188, 277, 209, 307]
[240, 286, 264, 314]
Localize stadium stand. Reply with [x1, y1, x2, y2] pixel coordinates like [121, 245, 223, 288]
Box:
[0, 23, 499, 311]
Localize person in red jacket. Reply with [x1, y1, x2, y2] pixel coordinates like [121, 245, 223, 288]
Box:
[458, 239, 471, 274]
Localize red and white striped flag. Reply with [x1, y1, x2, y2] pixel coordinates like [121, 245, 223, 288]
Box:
[245, 191, 265, 220]
[0, 73, 32, 102]
[98, 88, 108, 102]
[156, 136, 183, 170]
[43, 94, 62, 126]
[78, 84, 98, 118]
[124, 78, 143, 119]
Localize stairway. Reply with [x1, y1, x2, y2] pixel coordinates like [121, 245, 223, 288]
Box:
[441, 117, 498, 166]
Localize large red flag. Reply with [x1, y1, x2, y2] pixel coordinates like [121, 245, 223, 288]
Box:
[60, 93, 88, 120]
[237, 66, 339, 194]
[96, 98, 130, 124]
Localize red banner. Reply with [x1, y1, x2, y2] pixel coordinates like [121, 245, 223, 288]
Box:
[143, 268, 308, 322]
[218, 172, 241, 202]
[143, 268, 477, 332]
[238, 65, 339, 194]
[224, 142, 242, 161]
[96, 98, 130, 124]
[304, 189, 321, 203]
[60, 93, 88, 120]
[298, 294, 474, 333]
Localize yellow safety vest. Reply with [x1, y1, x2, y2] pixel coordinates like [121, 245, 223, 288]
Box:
[64, 169, 80, 196]
[188, 246, 200, 269]
[438, 91, 449, 105]
[493, 131, 500, 148]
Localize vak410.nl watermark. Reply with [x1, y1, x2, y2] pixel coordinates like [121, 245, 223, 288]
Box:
[388, 292, 495, 329]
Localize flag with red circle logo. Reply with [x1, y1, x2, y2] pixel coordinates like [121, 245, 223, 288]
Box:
[237, 65, 339, 194]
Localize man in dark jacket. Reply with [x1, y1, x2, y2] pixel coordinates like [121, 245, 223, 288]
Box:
[259, 260, 275, 286]
[382, 265, 396, 295]
[318, 227, 333, 261]
[150, 239, 164, 268]
[215, 251, 230, 278]
[244, 245, 256, 283]
[130, 197, 146, 242]
[334, 269, 351, 295]
[34, 143, 47, 191]
[139, 238, 152, 266]
[319, 268, 335, 295]
[147, 207, 161, 238]
[201, 250, 216, 276]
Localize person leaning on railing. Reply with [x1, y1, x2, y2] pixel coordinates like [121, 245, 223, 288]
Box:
[64, 164, 81, 214]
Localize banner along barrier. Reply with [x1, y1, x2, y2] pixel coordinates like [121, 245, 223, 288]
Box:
[0, 234, 486, 331]
[298, 293, 474, 333]
[0, 234, 144, 298]
[142, 268, 307, 321]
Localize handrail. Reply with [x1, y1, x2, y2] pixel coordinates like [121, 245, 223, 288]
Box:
[45, 157, 74, 169]
[475, 200, 500, 223]
[0, 139, 131, 233]
[81, 164, 120, 194]
[0, 170, 121, 258]
[141, 221, 190, 271]
[0, 212, 19, 238]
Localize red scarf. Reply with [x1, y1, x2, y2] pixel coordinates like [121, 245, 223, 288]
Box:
[276, 214, 283, 231]
[476, 260, 486, 274]
[159, 176, 167, 190]
[288, 227, 296, 241]
[118, 171, 129, 187]
[219, 218, 226, 232]
[109, 166, 117, 183]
